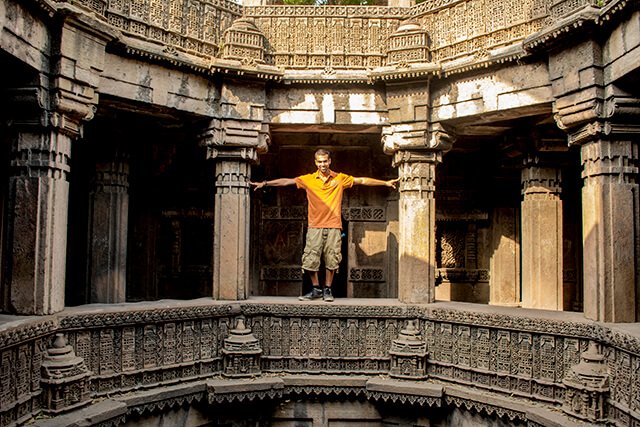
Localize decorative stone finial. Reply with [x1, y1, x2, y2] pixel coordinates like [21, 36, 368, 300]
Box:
[221, 18, 267, 66]
[40, 333, 92, 414]
[222, 317, 263, 378]
[389, 320, 428, 379]
[562, 341, 609, 422]
[386, 21, 430, 67]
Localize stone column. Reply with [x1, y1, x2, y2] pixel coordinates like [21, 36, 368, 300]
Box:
[2, 15, 109, 314]
[489, 207, 520, 307]
[548, 35, 640, 321]
[520, 156, 563, 310]
[394, 150, 440, 304]
[210, 147, 256, 300]
[579, 137, 638, 322]
[3, 88, 87, 315]
[88, 151, 130, 303]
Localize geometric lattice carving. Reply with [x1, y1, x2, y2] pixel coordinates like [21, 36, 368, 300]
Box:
[261, 266, 303, 281]
[104, 0, 241, 58]
[349, 267, 385, 282]
[342, 207, 386, 222]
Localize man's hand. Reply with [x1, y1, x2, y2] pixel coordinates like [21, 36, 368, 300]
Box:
[249, 181, 266, 191]
[386, 178, 400, 189]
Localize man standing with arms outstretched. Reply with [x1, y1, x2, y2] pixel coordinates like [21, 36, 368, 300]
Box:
[250, 149, 398, 302]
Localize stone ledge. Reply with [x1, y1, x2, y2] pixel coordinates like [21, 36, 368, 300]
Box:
[25, 375, 603, 427]
[444, 385, 599, 427]
[283, 374, 369, 388]
[207, 377, 285, 394]
[366, 377, 443, 397]
[29, 399, 127, 427]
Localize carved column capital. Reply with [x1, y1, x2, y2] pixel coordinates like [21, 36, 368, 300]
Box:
[521, 155, 562, 198]
[201, 119, 270, 159]
[382, 123, 454, 155]
[580, 139, 638, 183]
[556, 95, 640, 146]
[4, 85, 93, 138]
[392, 149, 440, 196]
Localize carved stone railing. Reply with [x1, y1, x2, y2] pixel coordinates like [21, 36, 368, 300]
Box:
[60, 0, 242, 59]
[0, 300, 638, 426]
[245, 6, 408, 70]
[46, 0, 624, 78]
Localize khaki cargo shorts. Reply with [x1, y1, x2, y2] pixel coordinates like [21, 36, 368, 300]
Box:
[301, 228, 342, 272]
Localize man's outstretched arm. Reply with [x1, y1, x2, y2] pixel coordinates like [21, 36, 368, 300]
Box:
[249, 178, 297, 191]
[353, 177, 400, 189]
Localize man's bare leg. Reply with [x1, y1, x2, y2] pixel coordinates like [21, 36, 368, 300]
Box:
[325, 269, 334, 288]
[309, 270, 320, 287]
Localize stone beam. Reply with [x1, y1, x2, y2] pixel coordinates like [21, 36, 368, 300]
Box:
[266, 86, 387, 128]
[431, 62, 552, 126]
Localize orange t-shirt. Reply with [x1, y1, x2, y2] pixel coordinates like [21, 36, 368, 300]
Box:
[295, 171, 354, 229]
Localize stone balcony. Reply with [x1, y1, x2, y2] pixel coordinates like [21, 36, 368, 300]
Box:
[1, 298, 638, 426]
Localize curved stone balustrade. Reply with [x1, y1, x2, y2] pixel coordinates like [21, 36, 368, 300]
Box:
[28, 0, 630, 82]
[1, 299, 638, 426]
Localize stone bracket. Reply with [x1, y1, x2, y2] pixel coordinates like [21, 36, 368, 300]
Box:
[201, 119, 270, 159]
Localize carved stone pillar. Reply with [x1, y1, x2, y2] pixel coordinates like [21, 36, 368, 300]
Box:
[394, 150, 440, 304]
[3, 88, 90, 315]
[550, 36, 640, 321]
[521, 156, 563, 310]
[489, 207, 520, 307]
[2, 16, 108, 314]
[88, 151, 130, 303]
[579, 137, 638, 322]
[210, 147, 257, 300]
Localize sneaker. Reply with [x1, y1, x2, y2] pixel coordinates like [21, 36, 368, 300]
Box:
[323, 287, 334, 302]
[299, 287, 323, 301]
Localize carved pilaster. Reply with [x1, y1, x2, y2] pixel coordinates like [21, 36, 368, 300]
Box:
[554, 74, 640, 321]
[40, 334, 92, 414]
[579, 138, 639, 322]
[88, 150, 130, 303]
[393, 149, 441, 304]
[3, 87, 79, 315]
[520, 155, 564, 311]
[208, 147, 257, 300]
